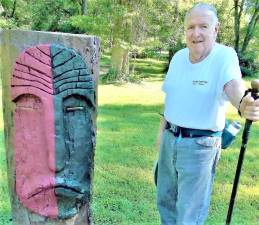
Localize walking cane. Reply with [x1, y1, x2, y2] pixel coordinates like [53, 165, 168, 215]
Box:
[225, 79, 259, 225]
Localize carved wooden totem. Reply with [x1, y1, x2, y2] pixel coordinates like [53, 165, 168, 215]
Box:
[0, 30, 99, 225]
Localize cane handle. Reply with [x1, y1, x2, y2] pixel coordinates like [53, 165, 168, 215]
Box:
[251, 79, 259, 91]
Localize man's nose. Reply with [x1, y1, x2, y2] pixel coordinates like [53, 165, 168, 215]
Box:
[193, 27, 201, 37]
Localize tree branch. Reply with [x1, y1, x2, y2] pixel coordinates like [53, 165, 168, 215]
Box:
[241, 5, 259, 53]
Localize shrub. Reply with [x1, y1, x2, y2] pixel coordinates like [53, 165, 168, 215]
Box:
[239, 51, 259, 78]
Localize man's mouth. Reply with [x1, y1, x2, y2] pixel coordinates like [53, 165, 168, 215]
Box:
[192, 40, 203, 44]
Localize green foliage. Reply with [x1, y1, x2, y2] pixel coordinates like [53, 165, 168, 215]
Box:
[215, 0, 234, 45]
[240, 51, 259, 77]
[29, 0, 79, 31]
[70, 0, 150, 47]
[0, 0, 14, 15]
[0, 0, 31, 28]
[70, 13, 111, 40]
[0, 17, 16, 28]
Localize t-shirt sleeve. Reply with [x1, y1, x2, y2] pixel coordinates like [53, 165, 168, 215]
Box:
[162, 56, 175, 93]
[221, 48, 242, 86]
[219, 47, 242, 101]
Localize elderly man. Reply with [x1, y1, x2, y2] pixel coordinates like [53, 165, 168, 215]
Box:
[156, 3, 259, 225]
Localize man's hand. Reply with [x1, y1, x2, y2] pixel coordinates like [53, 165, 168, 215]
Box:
[225, 79, 259, 122]
[239, 94, 259, 121]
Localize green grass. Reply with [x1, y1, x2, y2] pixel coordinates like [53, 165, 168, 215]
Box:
[130, 58, 167, 81]
[92, 82, 163, 225]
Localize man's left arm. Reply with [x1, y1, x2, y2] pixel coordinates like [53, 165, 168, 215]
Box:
[224, 79, 259, 121]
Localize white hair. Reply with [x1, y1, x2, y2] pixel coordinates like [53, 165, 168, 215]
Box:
[185, 3, 219, 26]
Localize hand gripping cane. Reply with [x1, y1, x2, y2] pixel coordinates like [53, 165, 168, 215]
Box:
[225, 79, 259, 225]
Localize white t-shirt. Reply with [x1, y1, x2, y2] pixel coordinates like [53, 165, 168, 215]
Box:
[162, 43, 242, 131]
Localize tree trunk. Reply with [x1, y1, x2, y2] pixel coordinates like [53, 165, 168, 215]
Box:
[81, 0, 87, 15]
[240, 3, 259, 54]
[110, 44, 129, 81]
[234, 0, 245, 54]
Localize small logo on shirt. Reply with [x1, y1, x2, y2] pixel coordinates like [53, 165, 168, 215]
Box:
[192, 80, 208, 86]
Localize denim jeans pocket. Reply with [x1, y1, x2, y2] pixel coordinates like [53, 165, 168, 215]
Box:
[195, 136, 222, 149]
[194, 136, 222, 176]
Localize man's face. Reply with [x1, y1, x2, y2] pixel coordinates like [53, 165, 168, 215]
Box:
[12, 44, 95, 219]
[185, 9, 219, 62]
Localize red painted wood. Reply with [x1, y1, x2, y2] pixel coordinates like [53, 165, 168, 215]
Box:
[12, 45, 58, 218]
[37, 44, 51, 57]
[26, 46, 51, 66]
[14, 64, 52, 83]
[12, 71, 53, 92]
[15, 47, 52, 78]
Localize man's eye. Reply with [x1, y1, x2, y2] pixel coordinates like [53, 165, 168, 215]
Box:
[202, 25, 208, 28]
[65, 106, 85, 112]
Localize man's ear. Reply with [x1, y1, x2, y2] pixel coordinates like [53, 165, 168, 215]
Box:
[215, 22, 220, 34]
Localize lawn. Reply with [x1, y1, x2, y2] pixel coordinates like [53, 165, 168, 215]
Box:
[99, 53, 168, 82]
[93, 82, 259, 225]
[0, 54, 258, 225]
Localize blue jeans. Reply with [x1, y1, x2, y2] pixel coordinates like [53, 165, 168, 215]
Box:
[157, 129, 221, 225]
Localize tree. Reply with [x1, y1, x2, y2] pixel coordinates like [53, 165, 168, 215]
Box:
[71, 0, 155, 81]
[232, 0, 258, 76]
[81, 0, 87, 15]
[240, 0, 259, 53]
[0, 0, 31, 28]
[234, 0, 259, 55]
[29, 0, 80, 31]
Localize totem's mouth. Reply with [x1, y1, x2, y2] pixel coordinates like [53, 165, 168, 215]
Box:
[55, 185, 85, 198]
[27, 184, 85, 199]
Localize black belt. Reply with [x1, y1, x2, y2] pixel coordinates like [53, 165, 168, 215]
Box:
[165, 121, 222, 138]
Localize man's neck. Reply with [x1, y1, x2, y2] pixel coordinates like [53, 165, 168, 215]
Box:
[189, 43, 215, 63]
[189, 50, 210, 63]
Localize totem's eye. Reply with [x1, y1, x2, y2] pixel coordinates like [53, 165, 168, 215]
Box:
[65, 106, 85, 112]
[15, 94, 42, 110]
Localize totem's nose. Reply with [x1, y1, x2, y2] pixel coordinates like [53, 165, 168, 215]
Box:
[53, 134, 69, 172]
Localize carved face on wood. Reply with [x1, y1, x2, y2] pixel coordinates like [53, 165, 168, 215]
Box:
[11, 44, 95, 219]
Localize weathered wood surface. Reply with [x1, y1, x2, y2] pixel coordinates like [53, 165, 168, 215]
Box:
[0, 30, 100, 225]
